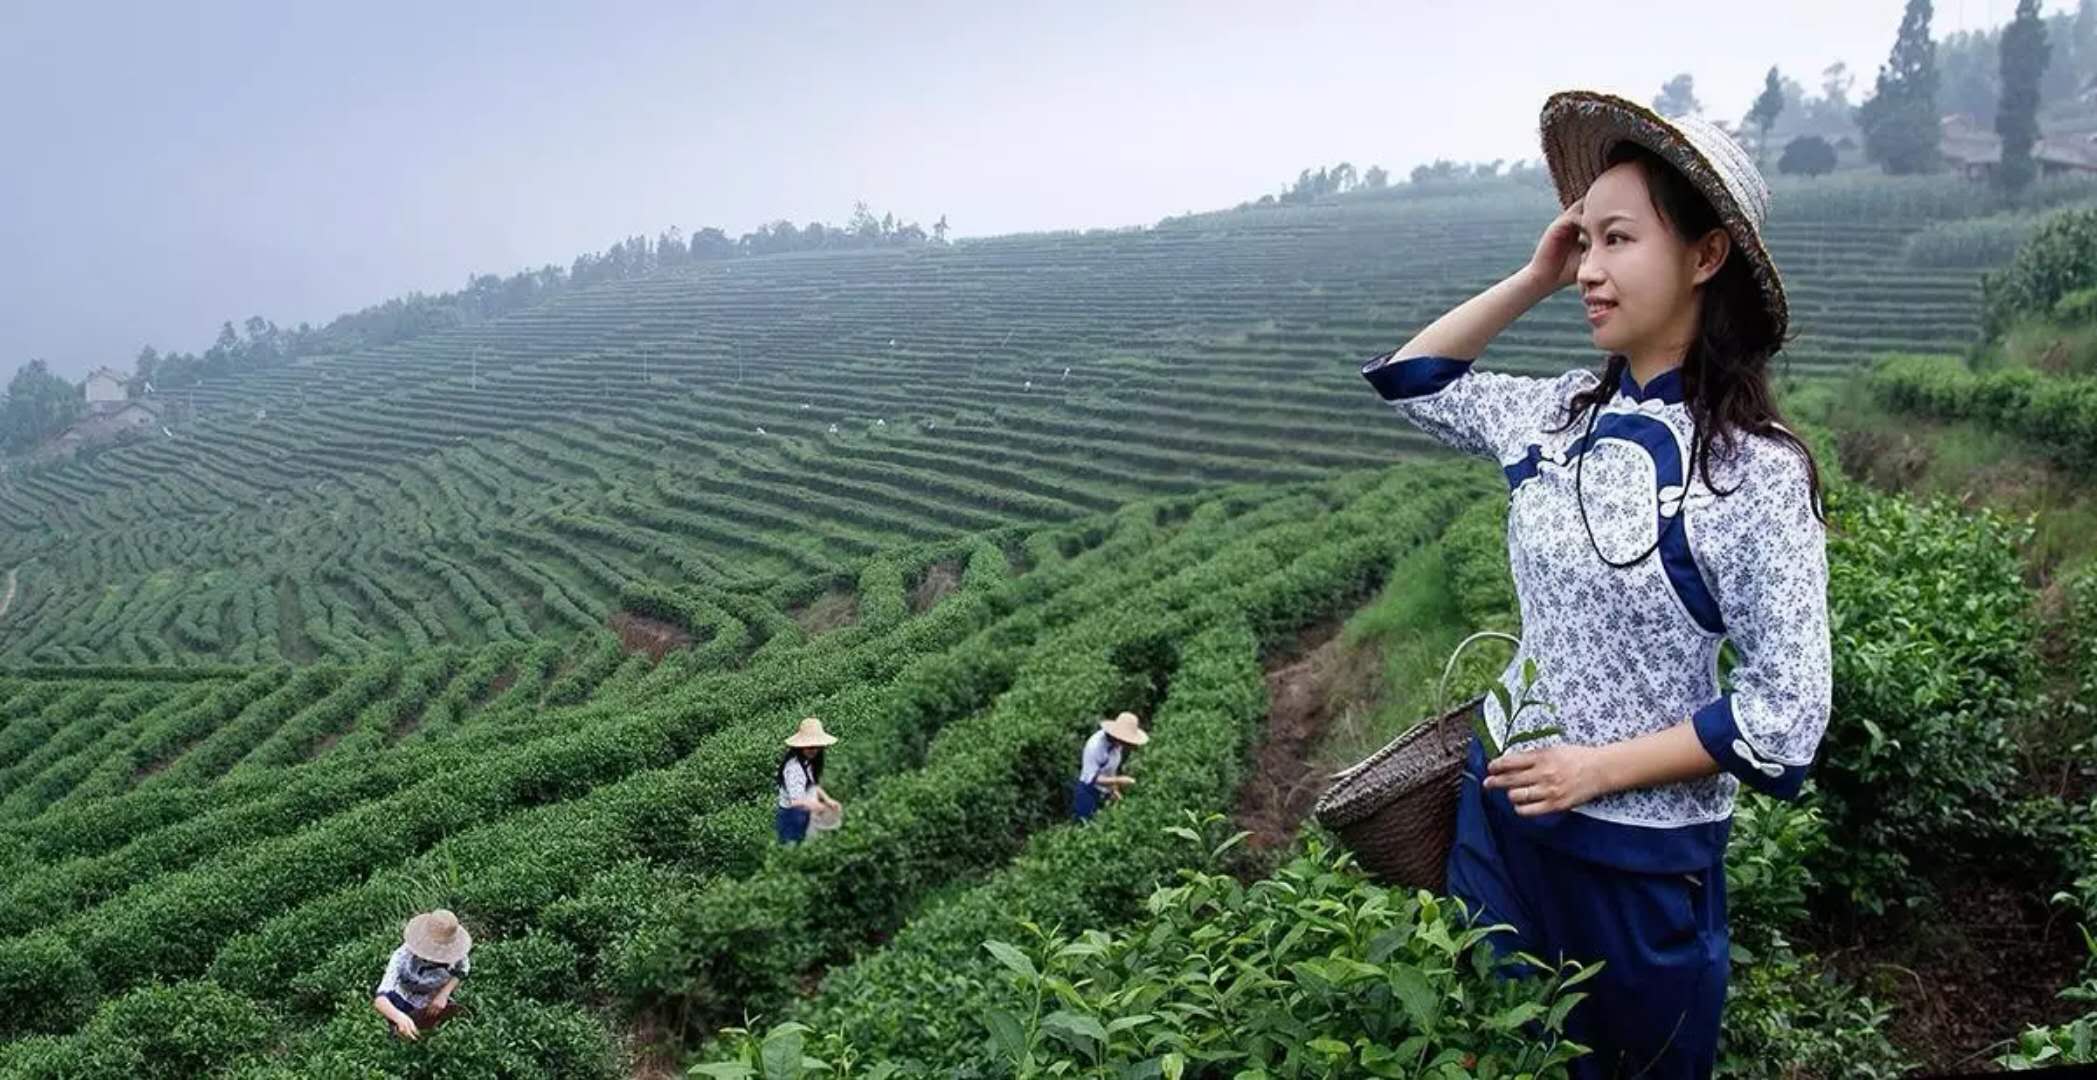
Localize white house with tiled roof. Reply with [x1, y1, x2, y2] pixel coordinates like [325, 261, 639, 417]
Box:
[83, 367, 128, 410]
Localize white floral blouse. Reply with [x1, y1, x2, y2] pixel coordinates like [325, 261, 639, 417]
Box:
[1363, 352, 1832, 873]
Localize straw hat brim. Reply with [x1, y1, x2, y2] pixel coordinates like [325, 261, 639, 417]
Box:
[404, 914, 473, 965]
[1100, 714, 1150, 746]
[785, 732, 837, 748]
[1538, 90, 1789, 343]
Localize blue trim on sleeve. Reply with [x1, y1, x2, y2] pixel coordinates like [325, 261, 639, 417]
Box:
[1361, 351, 1473, 402]
[1691, 694, 1808, 799]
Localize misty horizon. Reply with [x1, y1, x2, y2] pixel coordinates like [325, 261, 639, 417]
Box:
[2, 0, 2060, 379]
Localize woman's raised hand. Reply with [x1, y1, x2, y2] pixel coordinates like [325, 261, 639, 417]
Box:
[1526, 199, 1585, 291]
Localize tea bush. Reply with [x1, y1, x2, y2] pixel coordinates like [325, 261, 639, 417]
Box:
[1816, 481, 2036, 912]
[1984, 208, 2097, 339]
[703, 829, 1597, 1079]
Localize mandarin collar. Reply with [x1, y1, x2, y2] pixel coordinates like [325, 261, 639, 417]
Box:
[1617, 365, 1685, 405]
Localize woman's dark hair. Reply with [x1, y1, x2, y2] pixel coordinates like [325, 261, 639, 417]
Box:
[1548, 142, 1828, 547]
[778, 747, 825, 787]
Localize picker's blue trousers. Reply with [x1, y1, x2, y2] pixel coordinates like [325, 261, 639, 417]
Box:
[1445, 739, 1729, 1080]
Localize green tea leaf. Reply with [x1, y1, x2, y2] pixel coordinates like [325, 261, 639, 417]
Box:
[1388, 964, 1438, 1033]
[984, 940, 1038, 981]
[986, 1008, 1028, 1063]
[759, 1026, 806, 1080]
[1308, 1037, 1352, 1058]
[1106, 1013, 1158, 1035]
[1043, 1010, 1109, 1047]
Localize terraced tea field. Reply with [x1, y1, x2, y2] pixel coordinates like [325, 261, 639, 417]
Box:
[0, 461, 1495, 1075]
[0, 185, 1989, 667]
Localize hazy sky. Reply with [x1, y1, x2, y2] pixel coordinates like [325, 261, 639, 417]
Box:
[0, 0, 2067, 379]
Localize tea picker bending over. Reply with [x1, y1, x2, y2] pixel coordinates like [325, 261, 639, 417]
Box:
[777, 716, 842, 844]
[1071, 711, 1149, 822]
[373, 908, 473, 1041]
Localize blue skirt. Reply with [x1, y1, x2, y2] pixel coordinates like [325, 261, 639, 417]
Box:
[776, 806, 811, 844]
[1070, 779, 1103, 822]
[1445, 739, 1728, 1079]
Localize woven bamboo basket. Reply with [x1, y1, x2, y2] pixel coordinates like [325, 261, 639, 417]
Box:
[1312, 630, 1517, 892]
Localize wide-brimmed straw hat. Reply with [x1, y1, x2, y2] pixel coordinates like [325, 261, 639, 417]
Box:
[785, 716, 838, 749]
[1538, 89, 1789, 342]
[404, 909, 472, 965]
[1100, 711, 1150, 746]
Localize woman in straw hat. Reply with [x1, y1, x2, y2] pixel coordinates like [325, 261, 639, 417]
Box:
[777, 716, 842, 844]
[1359, 90, 1831, 1077]
[1070, 711, 1149, 822]
[372, 908, 473, 1041]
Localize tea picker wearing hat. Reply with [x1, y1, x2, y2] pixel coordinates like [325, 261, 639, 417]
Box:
[1358, 91, 1831, 1079]
[1071, 711, 1149, 822]
[777, 717, 842, 844]
[373, 909, 473, 1041]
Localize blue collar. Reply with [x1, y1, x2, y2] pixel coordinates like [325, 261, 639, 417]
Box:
[1617, 365, 1686, 405]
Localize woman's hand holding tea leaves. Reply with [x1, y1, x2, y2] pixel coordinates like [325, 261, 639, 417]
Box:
[1484, 742, 1615, 816]
[1472, 655, 1606, 817]
[1473, 657, 1723, 814]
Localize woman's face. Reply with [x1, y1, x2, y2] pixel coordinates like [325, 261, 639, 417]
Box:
[1574, 162, 1728, 359]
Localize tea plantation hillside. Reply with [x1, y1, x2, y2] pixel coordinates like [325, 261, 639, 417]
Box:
[7, 174, 2097, 1078]
[0, 179, 2023, 667]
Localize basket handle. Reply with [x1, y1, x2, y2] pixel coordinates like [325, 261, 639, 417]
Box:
[1437, 630, 1521, 717]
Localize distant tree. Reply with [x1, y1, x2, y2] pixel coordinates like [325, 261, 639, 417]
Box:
[1409, 159, 1459, 183]
[1940, 27, 2002, 120]
[2076, 0, 2097, 90]
[133, 345, 160, 386]
[658, 226, 687, 263]
[1998, 0, 2052, 195]
[1, 360, 84, 452]
[1822, 61, 1855, 111]
[933, 214, 950, 243]
[1363, 165, 1389, 190]
[1748, 67, 1787, 166]
[1778, 134, 1840, 176]
[1860, 0, 1943, 175]
[691, 227, 734, 259]
[849, 201, 882, 240]
[1787, 61, 1858, 135]
[2042, 0, 2087, 102]
[1654, 73, 1702, 118]
[242, 317, 279, 367]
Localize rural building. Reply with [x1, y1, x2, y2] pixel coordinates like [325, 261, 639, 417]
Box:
[83, 367, 128, 410]
[48, 399, 162, 457]
[1940, 114, 2097, 181]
